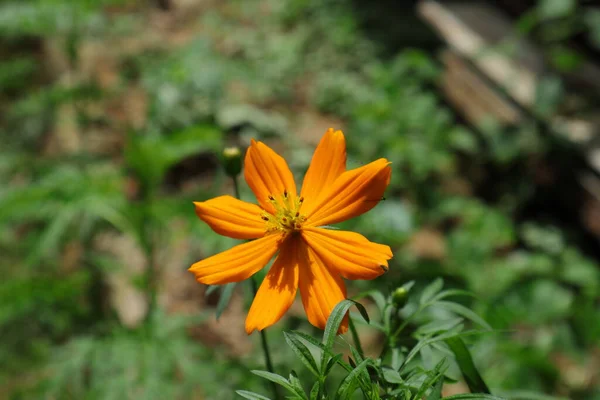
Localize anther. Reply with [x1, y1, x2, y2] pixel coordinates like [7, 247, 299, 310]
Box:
[282, 217, 287, 222]
[261, 216, 269, 221]
[295, 212, 299, 217]
[299, 197, 304, 203]
[268, 195, 275, 201]
[283, 190, 288, 198]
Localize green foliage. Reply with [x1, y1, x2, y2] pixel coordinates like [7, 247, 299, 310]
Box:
[1, 0, 599, 398]
[38, 312, 257, 400]
[243, 287, 498, 400]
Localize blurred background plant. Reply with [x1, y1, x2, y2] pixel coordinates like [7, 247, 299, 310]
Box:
[1, 0, 599, 399]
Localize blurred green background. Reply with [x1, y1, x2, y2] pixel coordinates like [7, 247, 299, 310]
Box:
[1, 0, 599, 398]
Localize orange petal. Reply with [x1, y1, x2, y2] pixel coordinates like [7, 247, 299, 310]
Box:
[245, 238, 300, 334]
[194, 195, 266, 240]
[302, 227, 392, 280]
[298, 242, 348, 333]
[305, 159, 391, 227]
[244, 139, 297, 214]
[300, 128, 346, 215]
[189, 234, 281, 285]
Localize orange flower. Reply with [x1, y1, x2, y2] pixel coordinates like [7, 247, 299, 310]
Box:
[189, 128, 393, 334]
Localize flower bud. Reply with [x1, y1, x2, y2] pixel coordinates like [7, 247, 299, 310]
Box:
[392, 286, 409, 309]
[221, 146, 242, 178]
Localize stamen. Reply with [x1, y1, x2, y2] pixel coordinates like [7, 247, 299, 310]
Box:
[260, 193, 308, 235]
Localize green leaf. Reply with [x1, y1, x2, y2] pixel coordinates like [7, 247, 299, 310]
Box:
[352, 290, 386, 312]
[251, 370, 296, 395]
[445, 337, 491, 394]
[325, 354, 343, 376]
[26, 207, 78, 266]
[417, 318, 464, 336]
[382, 368, 404, 384]
[426, 375, 444, 400]
[288, 330, 354, 372]
[353, 302, 370, 324]
[236, 390, 272, 400]
[309, 382, 320, 400]
[215, 283, 236, 320]
[288, 370, 308, 400]
[435, 301, 492, 330]
[284, 332, 320, 377]
[430, 289, 475, 303]
[415, 359, 447, 400]
[420, 279, 444, 305]
[402, 325, 465, 368]
[391, 348, 404, 370]
[335, 359, 371, 400]
[322, 299, 369, 370]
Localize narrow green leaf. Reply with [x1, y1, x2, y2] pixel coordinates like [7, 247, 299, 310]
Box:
[445, 337, 491, 394]
[352, 290, 386, 312]
[430, 289, 475, 303]
[415, 359, 447, 400]
[236, 390, 271, 400]
[284, 332, 320, 377]
[348, 356, 356, 368]
[289, 331, 353, 373]
[205, 285, 219, 296]
[289, 370, 308, 400]
[349, 344, 364, 365]
[425, 376, 443, 400]
[322, 300, 363, 373]
[391, 348, 404, 371]
[251, 370, 295, 395]
[416, 318, 464, 336]
[323, 300, 368, 352]
[290, 330, 324, 348]
[435, 301, 492, 330]
[335, 359, 371, 400]
[354, 302, 370, 323]
[325, 354, 343, 375]
[26, 207, 77, 266]
[216, 282, 236, 320]
[382, 367, 403, 384]
[402, 325, 465, 368]
[420, 278, 444, 305]
[309, 382, 320, 400]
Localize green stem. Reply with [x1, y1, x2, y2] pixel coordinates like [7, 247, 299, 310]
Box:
[348, 316, 364, 360]
[251, 277, 280, 400]
[232, 175, 241, 200]
[232, 174, 279, 399]
[380, 304, 426, 360]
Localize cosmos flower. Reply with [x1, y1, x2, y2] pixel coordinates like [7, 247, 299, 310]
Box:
[189, 128, 392, 334]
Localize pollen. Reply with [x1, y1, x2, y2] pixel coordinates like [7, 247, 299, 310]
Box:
[262, 190, 306, 234]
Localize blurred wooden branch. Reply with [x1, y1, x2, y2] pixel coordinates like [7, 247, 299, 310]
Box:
[418, 0, 600, 238]
[419, 0, 599, 144]
[440, 49, 522, 125]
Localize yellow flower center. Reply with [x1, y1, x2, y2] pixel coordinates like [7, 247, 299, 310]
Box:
[261, 190, 306, 234]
